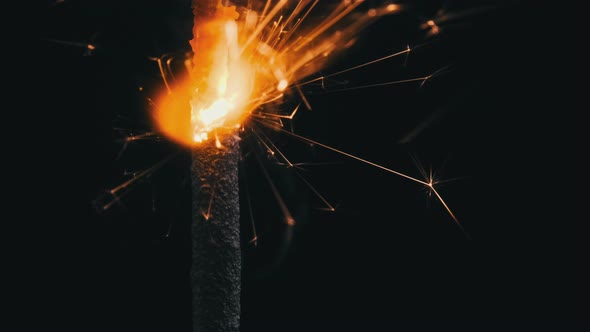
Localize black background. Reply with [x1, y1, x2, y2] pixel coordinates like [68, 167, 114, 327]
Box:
[38, 0, 587, 331]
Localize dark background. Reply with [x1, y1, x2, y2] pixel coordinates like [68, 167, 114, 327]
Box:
[39, 0, 587, 331]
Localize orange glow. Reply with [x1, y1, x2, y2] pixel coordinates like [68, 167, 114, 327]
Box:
[189, 9, 254, 145]
[152, 84, 192, 146]
[154, 4, 253, 147]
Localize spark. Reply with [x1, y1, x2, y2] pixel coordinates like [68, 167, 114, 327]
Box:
[428, 5, 504, 27]
[98, 153, 178, 211]
[251, 127, 294, 167]
[398, 107, 447, 144]
[112, 129, 160, 159]
[241, 161, 260, 247]
[43, 38, 96, 52]
[290, 0, 363, 53]
[308, 76, 430, 95]
[281, 161, 342, 168]
[149, 55, 173, 95]
[254, 103, 300, 119]
[295, 46, 412, 87]
[248, 235, 260, 246]
[293, 170, 335, 211]
[165, 221, 173, 239]
[275, 0, 319, 51]
[256, 121, 465, 233]
[423, 19, 440, 36]
[251, 93, 285, 106]
[294, 83, 312, 110]
[240, 0, 289, 54]
[251, 138, 295, 226]
[200, 186, 215, 220]
[250, 126, 275, 155]
[124, 132, 159, 142]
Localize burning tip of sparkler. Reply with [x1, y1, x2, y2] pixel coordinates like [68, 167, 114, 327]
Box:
[155, 15, 253, 147]
[191, 98, 235, 142]
[153, 0, 405, 148]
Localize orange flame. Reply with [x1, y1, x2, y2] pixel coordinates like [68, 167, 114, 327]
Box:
[154, 3, 251, 146]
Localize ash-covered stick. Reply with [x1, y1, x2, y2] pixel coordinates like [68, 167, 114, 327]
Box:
[191, 134, 241, 332]
[190, 1, 243, 331]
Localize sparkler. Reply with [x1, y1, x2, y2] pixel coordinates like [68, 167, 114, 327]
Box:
[151, 1, 465, 330]
[151, 0, 428, 330]
[43, 0, 481, 329]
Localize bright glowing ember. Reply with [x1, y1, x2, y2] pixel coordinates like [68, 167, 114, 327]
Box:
[153, 0, 401, 146]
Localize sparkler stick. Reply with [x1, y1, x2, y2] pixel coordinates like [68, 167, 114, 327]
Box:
[191, 133, 241, 332]
[190, 1, 242, 331]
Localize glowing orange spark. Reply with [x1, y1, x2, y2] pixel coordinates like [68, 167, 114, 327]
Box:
[294, 171, 336, 211]
[253, 103, 300, 119]
[295, 47, 412, 87]
[100, 154, 177, 211]
[252, 138, 296, 226]
[251, 127, 293, 167]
